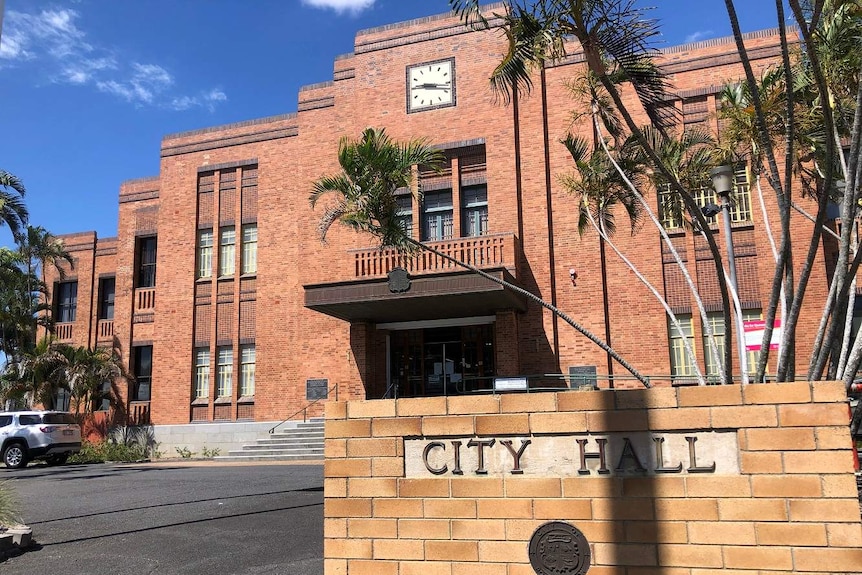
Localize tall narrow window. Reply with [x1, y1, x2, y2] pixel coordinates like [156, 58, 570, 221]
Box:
[421, 190, 453, 241]
[668, 314, 695, 383]
[136, 237, 157, 288]
[395, 194, 413, 238]
[56, 281, 78, 323]
[132, 345, 152, 402]
[95, 380, 111, 411]
[220, 227, 236, 277]
[240, 345, 255, 397]
[703, 312, 726, 381]
[462, 185, 488, 237]
[241, 224, 257, 275]
[194, 348, 210, 399]
[98, 277, 115, 320]
[217, 347, 233, 398]
[198, 230, 213, 279]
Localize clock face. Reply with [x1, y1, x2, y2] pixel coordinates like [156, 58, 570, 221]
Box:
[407, 58, 455, 113]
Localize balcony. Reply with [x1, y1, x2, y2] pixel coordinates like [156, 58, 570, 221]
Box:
[55, 322, 73, 341]
[97, 320, 114, 340]
[134, 287, 155, 324]
[352, 232, 517, 279]
[305, 232, 526, 323]
[128, 401, 151, 425]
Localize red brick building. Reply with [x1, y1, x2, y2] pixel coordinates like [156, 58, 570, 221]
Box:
[43, 9, 829, 442]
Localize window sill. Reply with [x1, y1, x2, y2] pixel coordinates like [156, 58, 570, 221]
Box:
[191, 398, 209, 406]
[238, 396, 255, 404]
[196, 277, 212, 283]
[217, 276, 235, 282]
[214, 396, 232, 405]
[240, 273, 257, 280]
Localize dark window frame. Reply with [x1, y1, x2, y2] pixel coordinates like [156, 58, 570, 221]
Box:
[136, 237, 157, 288]
[98, 277, 116, 320]
[55, 281, 78, 323]
[132, 345, 153, 402]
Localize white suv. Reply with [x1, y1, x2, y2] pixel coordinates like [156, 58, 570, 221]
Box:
[0, 411, 82, 469]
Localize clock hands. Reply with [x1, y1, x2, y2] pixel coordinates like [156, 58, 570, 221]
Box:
[413, 82, 451, 90]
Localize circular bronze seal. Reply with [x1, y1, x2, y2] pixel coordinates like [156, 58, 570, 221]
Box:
[528, 522, 591, 575]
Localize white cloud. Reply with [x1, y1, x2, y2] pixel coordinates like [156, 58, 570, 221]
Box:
[684, 30, 713, 44]
[0, 8, 88, 60]
[0, 8, 226, 112]
[301, 0, 375, 15]
[169, 89, 228, 112]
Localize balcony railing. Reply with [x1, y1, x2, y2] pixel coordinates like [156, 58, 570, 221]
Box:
[56, 323, 73, 341]
[351, 232, 517, 279]
[97, 320, 114, 340]
[135, 287, 155, 312]
[128, 401, 151, 425]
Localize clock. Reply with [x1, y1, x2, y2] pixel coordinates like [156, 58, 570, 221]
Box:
[407, 58, 455, 113]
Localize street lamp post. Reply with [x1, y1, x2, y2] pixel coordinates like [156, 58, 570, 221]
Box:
[708, 165, 749, 383]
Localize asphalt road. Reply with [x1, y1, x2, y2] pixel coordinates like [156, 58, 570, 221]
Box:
[0, 462, 324, 575]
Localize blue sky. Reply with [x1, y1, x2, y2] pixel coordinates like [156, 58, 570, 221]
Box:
[0, 1, 784, 247]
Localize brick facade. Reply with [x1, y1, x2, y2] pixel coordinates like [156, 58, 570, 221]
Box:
[323, 381, 862, 574]
[43, 8, 832, 426]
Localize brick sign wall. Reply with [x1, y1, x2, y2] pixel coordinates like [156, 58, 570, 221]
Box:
[323, 382, 862, 574]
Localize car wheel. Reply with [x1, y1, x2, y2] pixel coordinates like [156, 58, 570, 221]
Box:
[46, 453, 69, 466]
[3, 442, 27, 469]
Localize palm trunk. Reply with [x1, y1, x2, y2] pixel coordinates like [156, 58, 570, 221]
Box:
[594, 75, 735, 384]
[404, 237, 651, 387]
[592, 114, 722, 382]
[724, 0, 795, 383]
[810, 61, 862, 379]
[782, 0, 837, 382]
[586, 209, 706, 384]
[754, 173, 789, 381]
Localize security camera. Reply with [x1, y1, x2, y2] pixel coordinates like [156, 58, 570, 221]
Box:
[702, 203, 723, 217]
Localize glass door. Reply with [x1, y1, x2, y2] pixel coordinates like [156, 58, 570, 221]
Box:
[423, 341, 463, 396]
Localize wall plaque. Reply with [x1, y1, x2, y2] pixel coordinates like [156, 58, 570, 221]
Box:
[388, 267, 410, 293]
[306, 378, 329, 400]
[405, 432, 739, 477]
[568, 366, 597, 389]
[528, 521, 590, 575]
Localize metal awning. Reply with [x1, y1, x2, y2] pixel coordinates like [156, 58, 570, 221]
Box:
[304, 268, 527, 323]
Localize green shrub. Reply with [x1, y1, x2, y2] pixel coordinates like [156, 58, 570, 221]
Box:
[0, 482, 19, 528]
[201, 446, 221, 458]
[175, 446, 196, 459]
[68, 439, 148, 464]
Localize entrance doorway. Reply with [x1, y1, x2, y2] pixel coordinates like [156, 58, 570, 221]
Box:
[389, 324, 495, 398]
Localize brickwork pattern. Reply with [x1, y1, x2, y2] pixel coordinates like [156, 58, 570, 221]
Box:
[323, 381, 862, 574]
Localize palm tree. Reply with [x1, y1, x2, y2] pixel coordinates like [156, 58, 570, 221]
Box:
[0, 247, 47, 363]
[450, 0, 735, 382]
[0, 338, 70, 409]
[0, 170, 28, 238]
[14, 225, 74, 341]
[311, 127, 651, 387]
[62, 346, 126, 415]
[560, 134, 707, 384]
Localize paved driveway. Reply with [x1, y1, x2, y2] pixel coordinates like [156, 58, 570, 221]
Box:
[1, 462, 324, 575]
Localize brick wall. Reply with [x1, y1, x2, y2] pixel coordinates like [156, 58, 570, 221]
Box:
[323, 381, 862, 574]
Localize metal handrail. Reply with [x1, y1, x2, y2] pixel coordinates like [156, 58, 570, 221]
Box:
[269, 383, 339, 434]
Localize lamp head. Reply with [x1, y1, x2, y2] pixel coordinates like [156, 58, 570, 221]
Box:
[710, 165, 734, 196]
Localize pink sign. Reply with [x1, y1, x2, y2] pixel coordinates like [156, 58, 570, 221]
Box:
[743, 319, 781, 351]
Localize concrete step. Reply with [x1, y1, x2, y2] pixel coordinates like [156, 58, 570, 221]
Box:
[231, 444, 323, 453]
[214, 419, 327, 462]
[223, 448, 324, 457]
[213, 453, 323, 462]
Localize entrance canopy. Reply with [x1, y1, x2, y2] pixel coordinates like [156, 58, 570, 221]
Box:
[304, 269, 527, 323]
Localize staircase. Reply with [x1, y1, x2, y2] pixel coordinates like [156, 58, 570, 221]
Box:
[214, 418, 324, 462]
